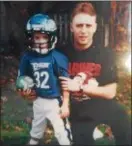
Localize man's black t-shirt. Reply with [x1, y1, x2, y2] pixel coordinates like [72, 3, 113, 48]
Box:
[57, 44, 131, 146]
[58, 43, 118, 86]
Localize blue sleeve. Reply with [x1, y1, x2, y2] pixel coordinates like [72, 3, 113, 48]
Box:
[53, 50, 69, 77]
[18, 53, 30, 77]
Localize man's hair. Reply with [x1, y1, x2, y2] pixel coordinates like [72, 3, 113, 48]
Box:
[71, 2, 96, 21]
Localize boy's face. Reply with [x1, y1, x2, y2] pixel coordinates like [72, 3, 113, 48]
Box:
[70, 13, 97, 48]
[32, 32, 49, 49]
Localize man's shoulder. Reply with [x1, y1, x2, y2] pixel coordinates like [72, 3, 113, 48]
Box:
[100, 47, 116, 57]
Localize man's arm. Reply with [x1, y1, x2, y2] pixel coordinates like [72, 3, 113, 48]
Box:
[81, 80, 117, 99]
[59, 76, 117, 100]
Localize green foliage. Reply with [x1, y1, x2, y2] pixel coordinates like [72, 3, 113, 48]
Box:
[116, 52, 131, 117]
[1, 120, 30, 145]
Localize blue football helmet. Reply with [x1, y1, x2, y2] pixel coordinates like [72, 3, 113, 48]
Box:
[26, 13, 57, 54]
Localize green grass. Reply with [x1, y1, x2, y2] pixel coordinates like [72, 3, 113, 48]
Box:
[1, 120, 116, 145]
[1, 129, 116, 145]
[1, 121, 30, 145]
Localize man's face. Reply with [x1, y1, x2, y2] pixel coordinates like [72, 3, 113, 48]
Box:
[70, 13, 97, 47]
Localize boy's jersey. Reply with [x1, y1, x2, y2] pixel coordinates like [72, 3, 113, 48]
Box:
[18, 49, 69, 99]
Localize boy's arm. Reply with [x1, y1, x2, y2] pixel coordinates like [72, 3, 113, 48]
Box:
[60, 90, 70, 119]
[17, 52, 31, 78]
[62, 90, 70, 106]
[16, 52, 36, 100]
[53, 51, 70, 118]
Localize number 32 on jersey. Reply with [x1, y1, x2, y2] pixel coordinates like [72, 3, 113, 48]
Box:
[34, 71, 50, 89]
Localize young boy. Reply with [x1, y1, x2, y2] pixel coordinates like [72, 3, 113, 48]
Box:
[17, 13, 72, 145]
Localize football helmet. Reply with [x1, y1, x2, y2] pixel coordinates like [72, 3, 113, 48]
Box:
[26, 13, 57, 54]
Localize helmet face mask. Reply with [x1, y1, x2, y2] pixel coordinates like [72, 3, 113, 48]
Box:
[32, 32, 50, 54]
[26, 14, 57, 54]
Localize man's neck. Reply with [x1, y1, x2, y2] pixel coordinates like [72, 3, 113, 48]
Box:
[74, 40, 93, 51]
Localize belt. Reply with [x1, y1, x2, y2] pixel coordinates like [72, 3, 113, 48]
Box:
[73, 95, 91, 102]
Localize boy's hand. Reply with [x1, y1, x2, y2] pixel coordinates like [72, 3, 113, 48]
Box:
[60, 104, 70, 119]
[17, 89, 37, 101]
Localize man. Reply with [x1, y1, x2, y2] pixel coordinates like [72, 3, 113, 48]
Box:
[59, 2, 131, 145]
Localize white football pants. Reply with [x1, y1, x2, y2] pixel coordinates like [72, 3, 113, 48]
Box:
[30, 97, 72, 145]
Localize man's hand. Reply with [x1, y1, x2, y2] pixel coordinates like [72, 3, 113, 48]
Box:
[82, 78, 99, 93]
[60, 104, 70, 119]
[73, 75, 85, 85]
[17, 89, 37, 101]
[59, 76, 81, 92]
[88, 78, 99, 86]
